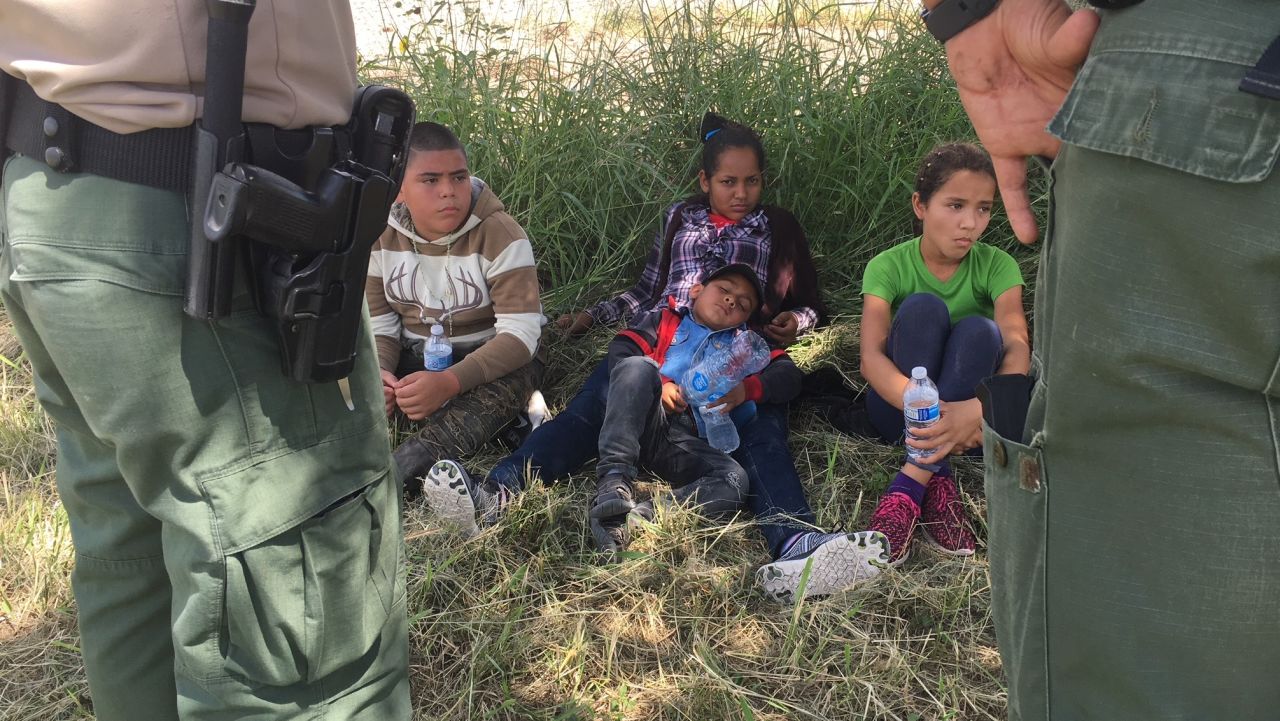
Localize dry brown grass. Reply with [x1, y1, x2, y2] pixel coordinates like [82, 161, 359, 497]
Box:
[0, 318, 1007, 720]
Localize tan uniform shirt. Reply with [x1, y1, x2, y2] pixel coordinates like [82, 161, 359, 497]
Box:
[0, 0, 358, 134]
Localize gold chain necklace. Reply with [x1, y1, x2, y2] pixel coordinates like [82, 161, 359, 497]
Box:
[408, 235, 455, 340]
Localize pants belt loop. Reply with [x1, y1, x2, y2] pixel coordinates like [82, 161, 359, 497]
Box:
[0, 71, 14, 162]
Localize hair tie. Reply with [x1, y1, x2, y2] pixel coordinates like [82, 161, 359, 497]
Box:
[703, 128, 722, 141]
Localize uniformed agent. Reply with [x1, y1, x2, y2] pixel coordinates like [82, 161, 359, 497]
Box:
[927, 0, 1280, 718]
[0, 2, 410, 719]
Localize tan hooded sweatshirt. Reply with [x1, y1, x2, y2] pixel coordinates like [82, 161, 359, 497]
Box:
[366, 178, 543, 393]
[0, 0, 358, 134]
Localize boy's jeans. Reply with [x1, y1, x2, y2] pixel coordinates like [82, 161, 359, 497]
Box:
[597, 356, 745, 517]
[489, 357, 819, 557]
[391, 349, 544, 489]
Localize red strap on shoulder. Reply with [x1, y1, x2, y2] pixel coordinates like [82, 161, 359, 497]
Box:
[617, 329, 653, 356]
[653, 305, 682, 364]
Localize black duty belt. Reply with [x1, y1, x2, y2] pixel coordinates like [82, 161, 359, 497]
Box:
[1, 78, 350, 194]
[4, 79, 194, 193]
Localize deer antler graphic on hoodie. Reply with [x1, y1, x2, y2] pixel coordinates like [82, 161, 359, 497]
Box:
[441, 267, 485, 320]
[382, 256, 487, 325]
[384, 262, 435, 325]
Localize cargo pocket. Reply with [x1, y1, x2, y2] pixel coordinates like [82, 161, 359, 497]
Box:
[220, 470, 398, 686]
[210, 302, 386, 460]
[983, 388, 1048, 721]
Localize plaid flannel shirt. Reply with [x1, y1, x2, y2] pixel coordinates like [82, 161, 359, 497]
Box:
[587, 202, 818, 332]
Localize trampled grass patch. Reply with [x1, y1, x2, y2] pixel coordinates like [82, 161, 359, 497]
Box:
[0, 1, 1041, 718]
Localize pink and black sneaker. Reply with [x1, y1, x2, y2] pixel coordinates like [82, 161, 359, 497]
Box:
[867, 491, 921, 567]
[920, 472, 976, 556]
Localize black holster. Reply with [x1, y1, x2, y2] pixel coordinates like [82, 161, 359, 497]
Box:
[0, 71, 14, 163]
[181, 0, 416, 384]
[976, 373, 1033, 444]
[193, 86, 415, 383]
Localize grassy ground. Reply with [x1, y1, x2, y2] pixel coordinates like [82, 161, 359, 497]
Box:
[0, 1, 1044, 718]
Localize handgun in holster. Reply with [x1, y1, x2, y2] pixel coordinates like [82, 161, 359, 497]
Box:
[183, 0, 416, 384]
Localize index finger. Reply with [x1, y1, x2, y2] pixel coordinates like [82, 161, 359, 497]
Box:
[908, 422, 945, 440]
[992, 154, 1040, 245]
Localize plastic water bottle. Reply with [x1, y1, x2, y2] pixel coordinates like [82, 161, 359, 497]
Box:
[903, 366, 939, 461]
[683, 329, 773, 453]
[424, 324, 452, 371]
[700, 403, 740, 453]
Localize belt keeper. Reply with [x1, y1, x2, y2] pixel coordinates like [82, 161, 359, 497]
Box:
[4, 80, 194, 192]
[0, 72, 14, 161]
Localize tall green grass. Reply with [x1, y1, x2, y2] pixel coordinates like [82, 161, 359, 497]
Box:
[364, 0, 1029, 315]
[1, 1, 1027, 719]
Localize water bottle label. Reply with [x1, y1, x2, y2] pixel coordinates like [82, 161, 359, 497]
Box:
[905, 404, 939, 423]
[690, 372, 710, 393]
[425, 353, 451, 371]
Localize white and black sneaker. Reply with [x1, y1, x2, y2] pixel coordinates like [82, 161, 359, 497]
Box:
[422, 460, 507, 536]
[755, 530, 888, 604]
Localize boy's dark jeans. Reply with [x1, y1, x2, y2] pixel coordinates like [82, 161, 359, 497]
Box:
[596, 356, 746, 518]
[866, 293, 1004, 446]
[488, 357, 818, 558]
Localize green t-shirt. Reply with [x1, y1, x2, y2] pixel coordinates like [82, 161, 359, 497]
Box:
[861, 236, 1023, 322]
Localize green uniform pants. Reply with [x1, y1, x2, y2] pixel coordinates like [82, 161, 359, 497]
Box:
[0, 153, 410, 720]
[985, 3, 1280, 719]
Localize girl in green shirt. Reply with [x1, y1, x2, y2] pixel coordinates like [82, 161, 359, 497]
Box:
[859, 143, 1030, 565]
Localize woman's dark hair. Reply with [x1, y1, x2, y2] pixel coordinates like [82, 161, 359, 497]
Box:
[912, 142, 996, 234]
[699, 112, 766, 177]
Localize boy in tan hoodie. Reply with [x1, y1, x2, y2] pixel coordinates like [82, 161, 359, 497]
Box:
[366, 121, 544, 521]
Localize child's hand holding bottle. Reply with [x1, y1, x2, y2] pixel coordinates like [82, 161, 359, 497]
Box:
[661, 381, 687, 413]
[706, 382, 747, 414]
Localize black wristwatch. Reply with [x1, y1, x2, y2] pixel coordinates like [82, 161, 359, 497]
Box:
[921, 0, 999, 44]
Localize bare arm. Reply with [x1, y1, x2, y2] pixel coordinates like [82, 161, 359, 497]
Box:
[859, 294, 909, 411]
[994, 285, 1031, 374]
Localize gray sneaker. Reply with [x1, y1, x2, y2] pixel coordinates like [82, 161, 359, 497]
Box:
[755, 530, 888, 604]
[423, 460, 505, 536]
